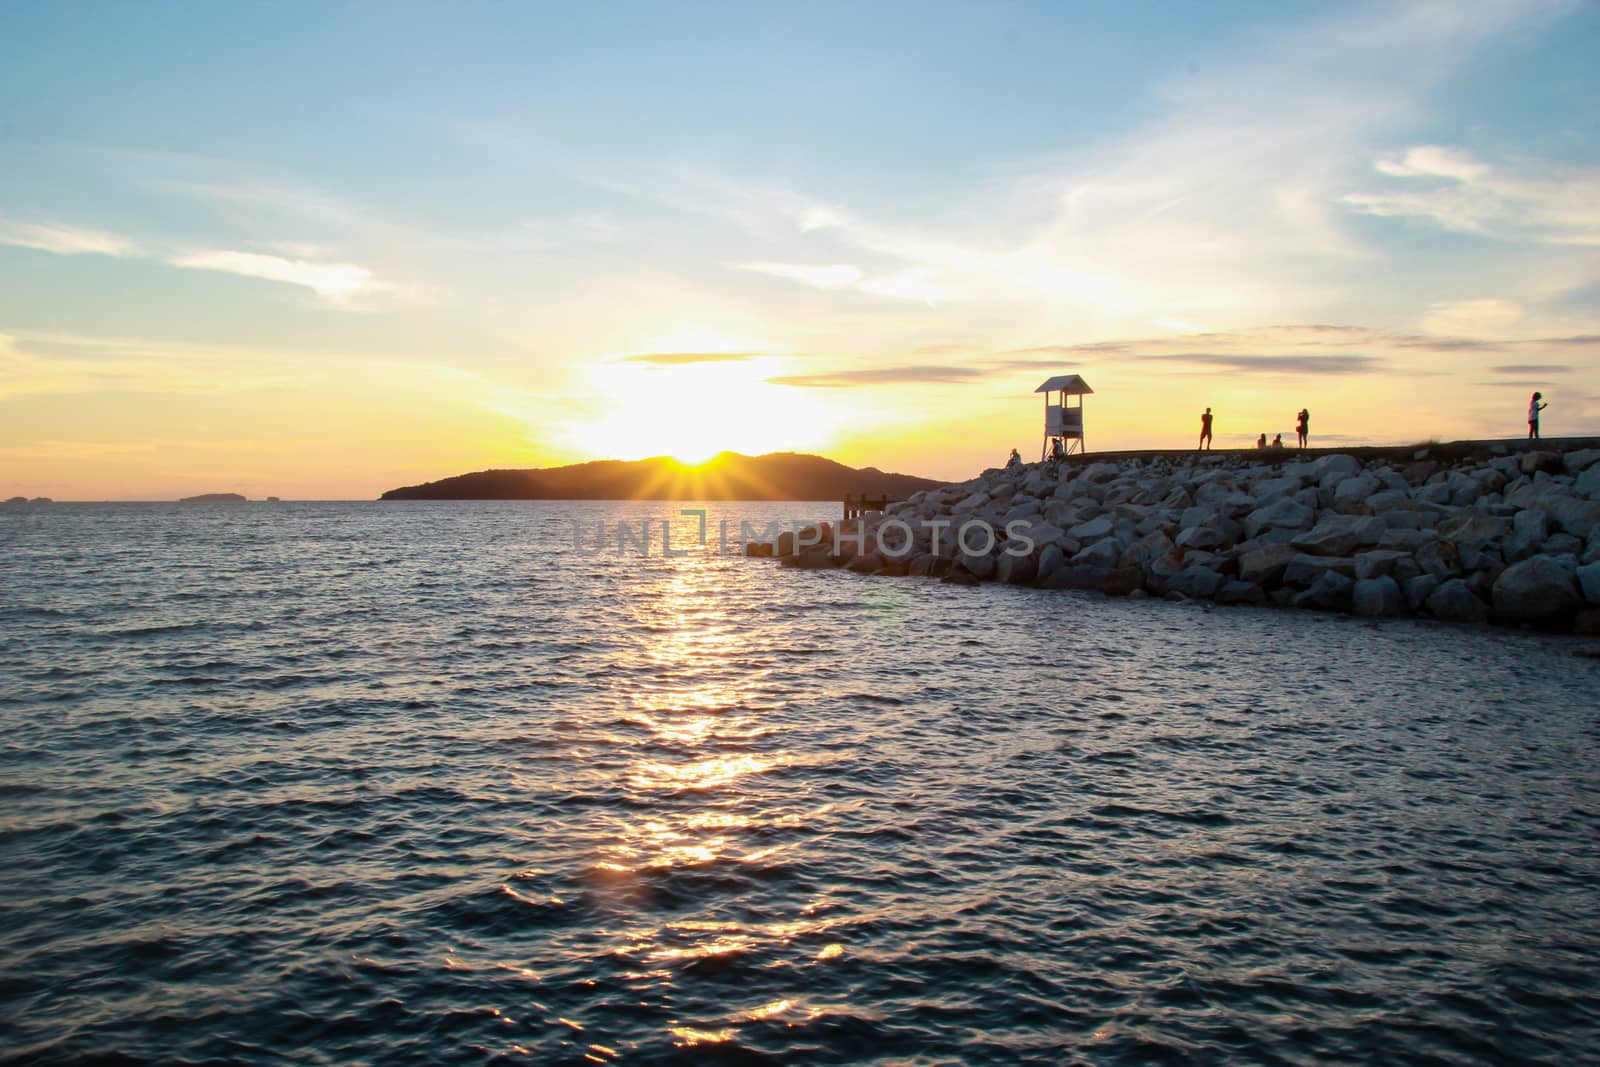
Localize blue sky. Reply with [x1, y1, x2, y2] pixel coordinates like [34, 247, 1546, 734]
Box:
[2, 1, 1598, 497]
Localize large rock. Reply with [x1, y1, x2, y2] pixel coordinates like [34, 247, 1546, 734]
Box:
[1121, 530, 1176, 570]
[1097, 567, 1145, 597]
[1005, 520, 1068, 551]
[1243, 497, 1315, 539]
[996, 551, 1038, 586]
[1404, 573, 1441, 612]
[1521, 451, 1564, 475]
[1238, 543, 1299, 587]
[954, 491, 990, 511]
[960, 551, 997, 580]
[1505, 509, 1550, 562]
[1354, 549, 1411, 580]
[1365, 489, 1413, 514]
[1353, 576, 1406, 617]
[1580, 561, 1600, 605]
[1426, 579, 1489, 623]
[1292, 515, 1386, 557]
[1415, 539, 1461, 579]
[1073, 539, 1123, 569]
[1576, 466, 1600, 500]
[1544, 496, 1600, 539]
[1036, 543, 1067, 583]
[1253, 475, 1304, 498]
[1295, 570, 1355, 612]
[1332, 474, 1380, 512]
[1564, 448, 1600, 474]
[1069, 515, 1115, 541]
[1378, 528, 1433, 550]
[1436, 512, 1511, 552]
[1312, 454, 1363, 487]
[1081, 462, 1122, 484]
[1283, 554, 1357, 588]
[1041, 564, 1111, 591]
[1174, 525, 1229, 551]
[846, 552, 884, 574]
[1167, 564, 1226, 600]
[1493, 558, 1582, 626]
[1216, 580, 1267, 606]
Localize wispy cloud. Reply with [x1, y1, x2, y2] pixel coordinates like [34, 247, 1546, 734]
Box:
[1345, 145, 1600, 246]
[168, 250, 391, 300]
[637, 2, 1582, 343]
[1490, 363, 1572, 374]
[1136, 353, 1380, 375]
[1421, 298, 1526, 337]
[736, 262, 862, 290]
[735, 261, 943, 305]
[620, 351, 767, 365]
[0, 219, 141, 257]
[769, 364, 984, 387]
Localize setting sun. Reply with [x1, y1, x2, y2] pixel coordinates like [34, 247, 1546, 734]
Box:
[570, 350, 839, 465]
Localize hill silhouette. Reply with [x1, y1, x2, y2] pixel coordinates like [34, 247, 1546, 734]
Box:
[380, 452, 946, 501]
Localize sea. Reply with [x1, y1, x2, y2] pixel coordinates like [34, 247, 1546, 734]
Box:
[3, 500, 1599, 1065]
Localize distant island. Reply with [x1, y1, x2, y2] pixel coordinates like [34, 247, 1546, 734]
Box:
[381, 452, 946, 501]
[180, 492, 248, 503]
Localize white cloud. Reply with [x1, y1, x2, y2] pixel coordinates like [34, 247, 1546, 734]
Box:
[857, 269, 944, 306]
[735, 261, 942, 305]
[1374, 145, 1490, 182]
[736, 261, 863, 290]
[168, 250, 390, 299]
[1422, 298, 1526, 336]
[1346, 146, 1600, 246]
[798, 206, 844, 232]
[657, 1, 1580, 338]
[0, 220, 140, 257]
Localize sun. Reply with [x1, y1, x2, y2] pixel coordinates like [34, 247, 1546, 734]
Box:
[570, 349, 837, 463]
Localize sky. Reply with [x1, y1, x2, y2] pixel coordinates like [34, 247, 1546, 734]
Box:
[2, 0, 1599, 499]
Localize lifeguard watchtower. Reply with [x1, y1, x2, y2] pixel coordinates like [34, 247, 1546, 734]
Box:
[1036, 374, 1093, 460]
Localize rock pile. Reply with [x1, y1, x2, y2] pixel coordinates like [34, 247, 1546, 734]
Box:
[751, 444, 1600, 633]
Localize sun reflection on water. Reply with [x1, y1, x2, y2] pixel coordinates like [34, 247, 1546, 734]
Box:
[585, 563, 844, 1046]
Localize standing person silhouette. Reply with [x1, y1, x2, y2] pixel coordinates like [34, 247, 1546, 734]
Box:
[1296, 408, 1309, 449]
[1199, 407, 1213, 451]
[1528, 392, 1548, 440]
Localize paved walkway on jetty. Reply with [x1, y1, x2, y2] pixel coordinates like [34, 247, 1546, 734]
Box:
[1047, 436, 1600, 470]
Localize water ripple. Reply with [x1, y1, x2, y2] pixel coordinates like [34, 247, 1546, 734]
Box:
[2, 501, 1598, 1063]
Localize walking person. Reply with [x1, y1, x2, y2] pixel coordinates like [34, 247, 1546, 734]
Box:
[1198, 407, 1213, 451]
[1528, 392, 1548, 440]
[1296, 408, 1309, 449]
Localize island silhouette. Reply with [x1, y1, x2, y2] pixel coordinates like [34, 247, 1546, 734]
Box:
[380, 451, 945, 501]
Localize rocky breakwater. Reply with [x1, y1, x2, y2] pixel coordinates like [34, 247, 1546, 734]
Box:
[749, 444, 1600, 633]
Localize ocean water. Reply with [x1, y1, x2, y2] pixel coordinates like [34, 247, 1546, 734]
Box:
[3, 500, 1599, 1065]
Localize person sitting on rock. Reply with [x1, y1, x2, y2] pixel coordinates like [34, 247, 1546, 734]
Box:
[1006, 448, 1022, 469]
[1256, 433, 1267, 449]
[1049, 438, 1065, 463]
[1271, 433, 1284, 449]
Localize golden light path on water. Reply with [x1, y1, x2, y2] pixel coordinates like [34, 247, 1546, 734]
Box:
[590, 561, 845, 1048]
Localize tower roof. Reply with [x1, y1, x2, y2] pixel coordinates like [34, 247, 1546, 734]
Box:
[1035, 374, 1093, 395]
